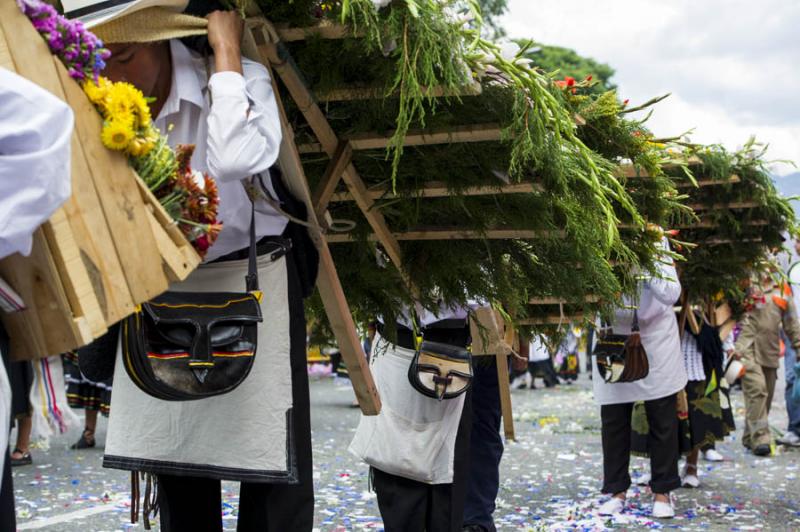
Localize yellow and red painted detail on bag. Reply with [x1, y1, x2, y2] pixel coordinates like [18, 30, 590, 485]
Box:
[147, 296, 258, 310]
[146, 351, 254, 360]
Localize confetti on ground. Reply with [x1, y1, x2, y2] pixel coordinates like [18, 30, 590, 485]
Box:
[10, 369, 800, 530]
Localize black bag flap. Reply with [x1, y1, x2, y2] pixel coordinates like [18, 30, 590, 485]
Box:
[144, 292, 263, 325]
[419, 340, 470, 362]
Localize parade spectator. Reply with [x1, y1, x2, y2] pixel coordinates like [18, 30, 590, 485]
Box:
[777, 238, 800, 447]
[735, 270, 800, 456]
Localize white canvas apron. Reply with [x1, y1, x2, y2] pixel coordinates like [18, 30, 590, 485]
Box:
[349, 333, 465, 484]
[104, 254, 296, 482]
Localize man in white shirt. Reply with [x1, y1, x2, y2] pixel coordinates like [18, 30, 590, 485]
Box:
[0, 66, 74, 532]
[72, 3, 316, 530]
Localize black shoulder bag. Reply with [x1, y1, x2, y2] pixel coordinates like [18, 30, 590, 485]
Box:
[122, 200, 263, 401]
[594, 310, 649, 384]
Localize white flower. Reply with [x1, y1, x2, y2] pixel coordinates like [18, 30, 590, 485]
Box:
[498, 41, 521, 62]
[191, 170, 206, 191]
[372, 0, 392, 9]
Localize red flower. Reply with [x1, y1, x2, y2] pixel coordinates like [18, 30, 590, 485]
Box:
[555, 80, 567, 88]
[665, 229, 680, 237]
[623, 99, 630, 106]
[565, 76, 576, 87]
[194, 234, 210, 253]
[586, 74, 593, 82]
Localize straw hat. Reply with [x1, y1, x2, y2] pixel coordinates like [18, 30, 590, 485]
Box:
[62, 0, 208, 43]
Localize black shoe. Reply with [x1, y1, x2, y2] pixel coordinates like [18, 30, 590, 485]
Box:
[753, 444, 771, 456]
[10, 448, 32, 467]
[71, 430, 96, 450]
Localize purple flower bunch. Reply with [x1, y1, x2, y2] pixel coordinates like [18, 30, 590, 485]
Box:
[17, 0, 110, 82]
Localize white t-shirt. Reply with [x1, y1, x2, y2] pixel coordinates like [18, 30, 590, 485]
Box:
[593, 241, 688, 405]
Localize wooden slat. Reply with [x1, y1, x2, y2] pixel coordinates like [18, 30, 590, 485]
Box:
[274, 20, 353, 42]
[41, 209, 106, 338]
[312, 141, 352, 217]
[330, 180, 541, 202]
[706, 237, 763, 246]
[519, 314, 586, 326]
[0, 14, 14, 70]
[327, 228, 565, 243]
[676, 174, 741, 188]
[0, 229, 93, 360]
[56, 61, 169, 304]
[135, 178, 201, 283]
[674, 219, 768, 230]
[249, 28, 381, 415]
[688, 200, 761, 211]
[529, 296, 600, 305]
[316, 82, 482, 102]
[298, 123, 504, 154]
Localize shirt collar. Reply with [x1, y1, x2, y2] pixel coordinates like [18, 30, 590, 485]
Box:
[157, 40, 208, 120]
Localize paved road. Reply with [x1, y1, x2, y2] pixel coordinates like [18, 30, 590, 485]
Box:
[10, 366, 800, 530]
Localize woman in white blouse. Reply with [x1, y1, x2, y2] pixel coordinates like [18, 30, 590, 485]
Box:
[593, 239, 687, 519]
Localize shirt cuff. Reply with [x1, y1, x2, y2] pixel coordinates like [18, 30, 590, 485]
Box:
[208, 71, 248, 99]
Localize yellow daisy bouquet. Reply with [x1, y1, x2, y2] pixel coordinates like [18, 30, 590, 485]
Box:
[83, 76, 158, 157]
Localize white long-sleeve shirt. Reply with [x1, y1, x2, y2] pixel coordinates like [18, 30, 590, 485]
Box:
[0, 67, 73, 486]
[0, 68, 73, 260]
[593, 239, 688, 405]
[155, 41, 286, 262]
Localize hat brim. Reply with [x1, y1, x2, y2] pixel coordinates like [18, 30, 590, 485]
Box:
[63, 0, 188, 28]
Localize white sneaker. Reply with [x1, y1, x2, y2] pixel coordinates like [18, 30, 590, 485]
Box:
[511, 376, 528, 390]
[703, 448, 725, 461]
[777, 431, 800, 447]
[682, 473, 700, 488]
[598, 497, 625, 516]
[652, 497, 675, 518]
[635, 472, 651, 486]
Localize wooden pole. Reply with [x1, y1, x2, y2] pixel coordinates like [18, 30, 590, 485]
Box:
[498, 324, 516, 440]
[247, 27, 381, 415]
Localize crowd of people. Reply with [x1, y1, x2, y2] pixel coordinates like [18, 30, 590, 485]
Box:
[1, 1, 799, 531]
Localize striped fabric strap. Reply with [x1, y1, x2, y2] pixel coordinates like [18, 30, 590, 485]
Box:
[0, 275, 25, 312]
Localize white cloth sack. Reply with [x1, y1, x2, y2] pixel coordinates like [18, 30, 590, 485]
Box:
[104, 254, 295, 481]
[349, 333, 465, 484]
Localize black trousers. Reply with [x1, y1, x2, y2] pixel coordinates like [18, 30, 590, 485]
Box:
[529, 360, 559, 387]
[0, 323, 16, 532]
[463, 358, 503, 531]
[157, 253, 314, 532]
[373, 388, 473, 532]
[600, 393, 680, 495]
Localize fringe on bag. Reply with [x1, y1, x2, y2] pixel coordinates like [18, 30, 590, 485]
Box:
[131, 471, 160, 529]
[29, 356, 80, 447]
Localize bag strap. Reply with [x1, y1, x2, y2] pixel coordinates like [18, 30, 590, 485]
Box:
[631, 309, 640, 333]
[245, 194, 258, 292]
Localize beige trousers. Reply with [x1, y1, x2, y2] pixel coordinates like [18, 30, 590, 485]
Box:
[741, 362, 778, 449]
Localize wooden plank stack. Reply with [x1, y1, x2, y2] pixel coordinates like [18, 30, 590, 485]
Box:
[0, 2, 200, 361]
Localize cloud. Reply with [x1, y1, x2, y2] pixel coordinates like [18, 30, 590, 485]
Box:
[499, 0, 800, 175]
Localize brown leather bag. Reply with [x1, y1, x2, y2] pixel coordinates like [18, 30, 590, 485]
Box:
[594, 310, 649, 384]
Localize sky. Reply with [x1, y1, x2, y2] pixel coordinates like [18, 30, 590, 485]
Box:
[499, 0, 800, 176]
